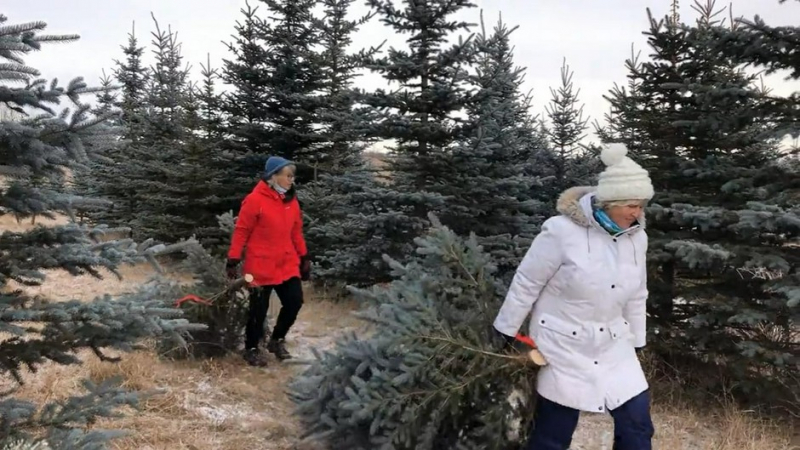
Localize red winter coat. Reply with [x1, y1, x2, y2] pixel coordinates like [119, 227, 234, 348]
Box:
[227, 180, 307, 287]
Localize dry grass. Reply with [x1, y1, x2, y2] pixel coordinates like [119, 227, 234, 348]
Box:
[8, 284, 361, 450]
[11, 286, 794, 450]
[6, 263, 185, 302]
[572, 399, 797, 450]
[0, 212, 70, 233]
[5, 214, 798, 449]
[92, 294, 360, 450]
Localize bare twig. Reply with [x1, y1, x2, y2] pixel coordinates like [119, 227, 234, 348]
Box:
[419, 334, 525, 361]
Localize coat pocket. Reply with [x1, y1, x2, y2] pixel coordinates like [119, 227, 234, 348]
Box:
[533, 313, 585, 371]
[535, 313, 584, 340]
[608, 316, 634, 341]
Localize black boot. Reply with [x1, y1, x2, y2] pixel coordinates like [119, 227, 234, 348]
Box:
[243, 348, 268, 367]
[267, 338, 292, 361]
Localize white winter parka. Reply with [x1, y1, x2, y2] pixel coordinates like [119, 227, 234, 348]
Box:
[493, 186, 649, 413]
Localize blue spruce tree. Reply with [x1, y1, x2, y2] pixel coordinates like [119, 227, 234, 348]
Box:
[437, 12, 549, 281]
[596, 2, 799, 411]
[0, 14, 199, 448]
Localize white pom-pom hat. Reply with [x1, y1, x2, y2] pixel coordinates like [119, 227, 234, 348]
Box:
[596, 143, 654, 202]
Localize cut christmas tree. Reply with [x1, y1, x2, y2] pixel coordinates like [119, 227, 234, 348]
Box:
[290, 214, 539, 450]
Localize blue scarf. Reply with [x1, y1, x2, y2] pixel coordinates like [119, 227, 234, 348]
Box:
[593, 207, 624, 235]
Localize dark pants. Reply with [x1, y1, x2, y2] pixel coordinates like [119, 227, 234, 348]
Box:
[244, 277, 304, 350]
[525, 390, 654, 450]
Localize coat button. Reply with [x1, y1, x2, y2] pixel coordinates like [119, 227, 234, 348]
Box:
[613, 238, 617, 242]
[598, 406, 603, 411]
[611, 284, 616, 289]
[541, 320, 545, 324]
[600, 327, 604, 332]
[594, 361, 598, 365]
[572, 331, 577, 336]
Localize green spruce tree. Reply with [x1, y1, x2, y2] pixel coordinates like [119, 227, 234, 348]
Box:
[707, 0, 800, 411]
[114, 23, 150, 144]
[321, 0, 476, 283]
[0, 14, 198, 448]
[539, 58, 598, 203]
[295, 0, 387, 287]
[128, 16, 229, 246]
[69, 71, 120, 223]
[220, 2, 271, 158]
[307, 0, 377, 174]
[76, 24, 150, 230]
[256, 0, 323, 168]
[220, 0, 324, 189]
[365, 0, 476, 195]
[708, 0, 800, 139]
[197, 55, 226, 144]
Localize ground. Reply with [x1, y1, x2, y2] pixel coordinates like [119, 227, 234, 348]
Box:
[3, 215, 797, 450]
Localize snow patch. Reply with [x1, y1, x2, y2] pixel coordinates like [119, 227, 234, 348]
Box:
[182, 378, 265, 426]
[505, 388, 527, 441]
[286, 321, 354, 361]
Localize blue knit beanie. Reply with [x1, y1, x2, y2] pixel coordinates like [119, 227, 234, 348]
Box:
[264, 156, 293, 178]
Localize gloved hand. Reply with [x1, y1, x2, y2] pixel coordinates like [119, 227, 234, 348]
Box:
[492, 326, 515, 352]
[225, 258, 240, 281]
[300, 255, 311, 281]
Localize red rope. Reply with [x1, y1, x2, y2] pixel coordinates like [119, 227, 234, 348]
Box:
[175, 294, 212, 307]
[515, 333, 537, 348]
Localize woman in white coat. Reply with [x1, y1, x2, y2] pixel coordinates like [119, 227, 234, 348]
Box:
[493, 143, 656, 450]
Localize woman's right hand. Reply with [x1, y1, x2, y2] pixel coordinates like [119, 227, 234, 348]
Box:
[225, 258, 240, 281]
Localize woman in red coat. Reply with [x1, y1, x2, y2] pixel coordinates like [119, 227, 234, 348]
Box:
[226, 156, 311, 367]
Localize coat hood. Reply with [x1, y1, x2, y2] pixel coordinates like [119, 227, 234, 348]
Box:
[555, 186, 646, 232]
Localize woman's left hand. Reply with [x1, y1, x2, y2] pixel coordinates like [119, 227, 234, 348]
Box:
[300, 255, 311, 281]
[491, 326, 515, 351]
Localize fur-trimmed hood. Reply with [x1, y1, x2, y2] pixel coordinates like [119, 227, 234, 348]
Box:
[555, 186, 646, 232]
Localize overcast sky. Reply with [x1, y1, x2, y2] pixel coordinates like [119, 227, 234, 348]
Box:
[5, 0, 799, 146]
